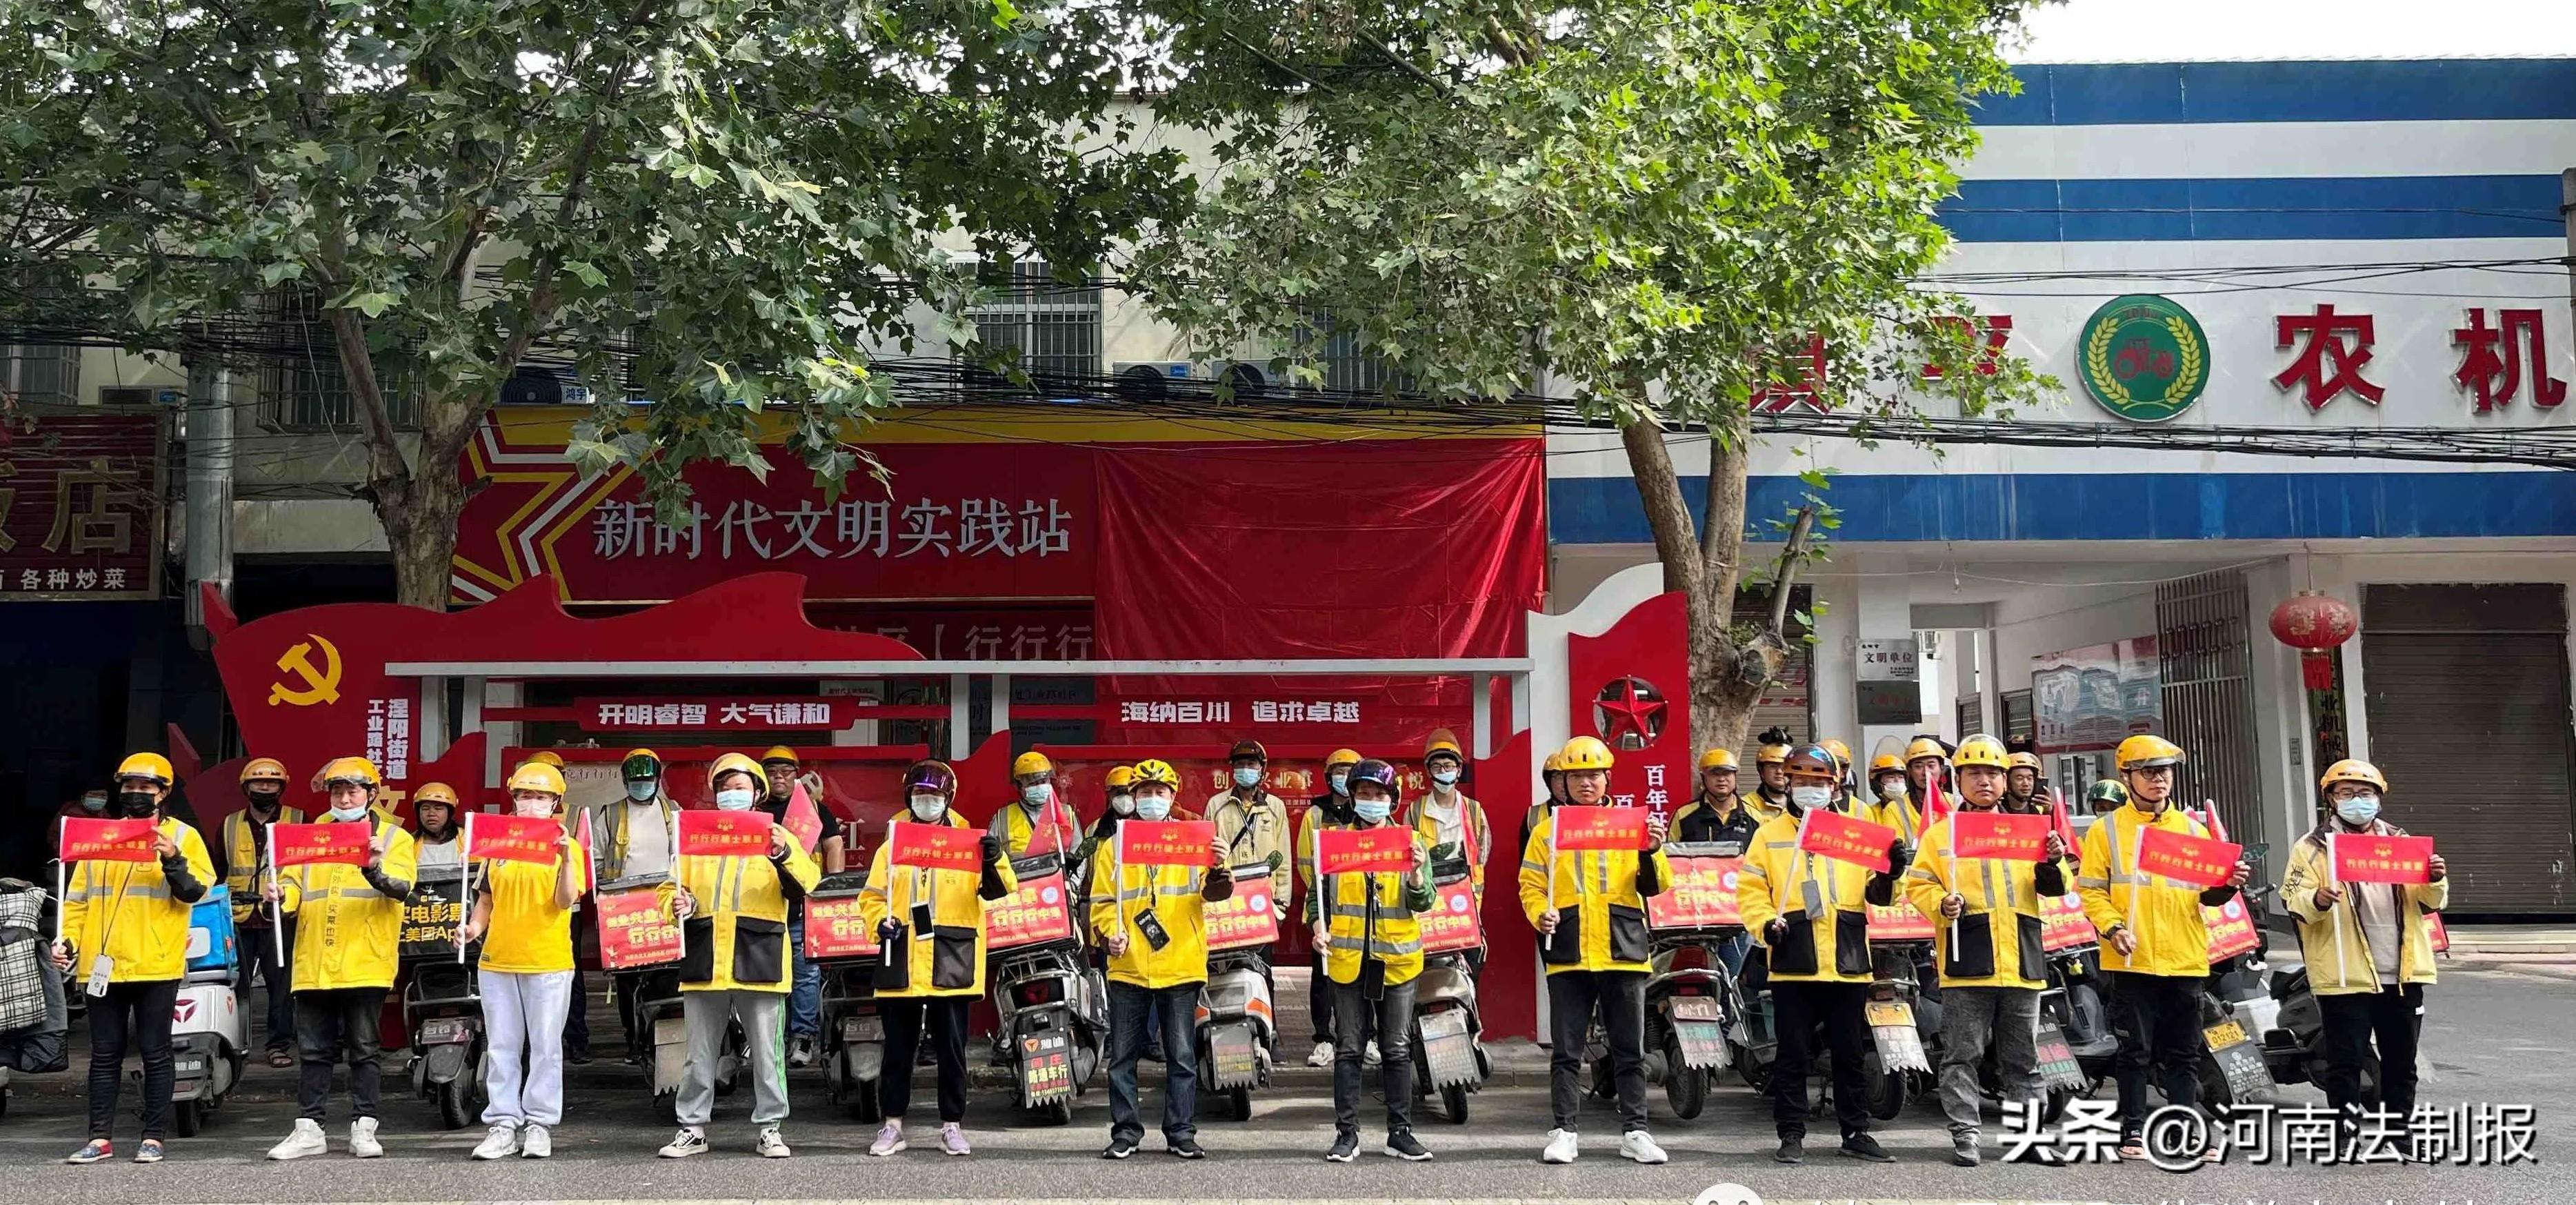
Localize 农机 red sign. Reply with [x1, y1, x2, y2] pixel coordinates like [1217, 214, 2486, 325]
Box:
[466, 814, 566, 864]
[1799, 810, 1898, 873]
[2330, 833, 2436, 885]
[0, 412, 164, 601]
[1203, 868, 1281, 952]
[1418, 878, 1484, 953]
[677, 810, 772, 859]
[1552, 806, 1651, 853]
[60, 817, 156, 862]
[1316, 826, 1415, 875]
[1646, 856, 1743, 930]
[1117, 820, 1215, 868]
[803, 894, 882, 960]
[888, 821, 984, 873]
[1951, 810, 2050, 862]
[2137, 825, 2241, 889]
[272, 821, 372, 867]
[596, 884, 683, 970]
[985, 871, 1077, 950]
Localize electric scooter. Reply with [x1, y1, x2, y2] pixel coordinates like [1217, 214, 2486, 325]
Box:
[1408, 857, 1487, 1124]
[1195, 944, 1275, 1122]
[988, 852, 1104, 1125]
[806, 873, 884, 1121]
[168, 886, 248, 1137]
[399, 866, 486, 1130]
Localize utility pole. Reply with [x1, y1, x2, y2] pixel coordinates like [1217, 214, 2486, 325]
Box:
[183, 356, 232, 647]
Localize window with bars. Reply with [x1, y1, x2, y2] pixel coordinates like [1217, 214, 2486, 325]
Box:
[1297, 312, 1395, 395]
[969, 259, 1101, 381]
[255, 290, 417, 430]
[1, 343, 80, 405]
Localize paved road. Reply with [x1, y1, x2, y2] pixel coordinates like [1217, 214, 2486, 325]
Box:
[0, 965, 2562, 1204]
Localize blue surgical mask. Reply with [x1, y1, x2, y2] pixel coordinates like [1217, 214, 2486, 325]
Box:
[1790, 785, 1833, 810]
[1430, 767, 1460, 786]
[1354, 799, 1392, 824]
[626, 781, 658, 803]
[1232, 766, 1263, 789]
[329, 804, 370, 824]
[1021, 783, 1052, 808]
[1328, 773, 1350, 796]
[1133, 794, 1173, 821]
[909, 795, 948, 821]
[2335, 794, 2381, 826]
[715, 788, 758, 811]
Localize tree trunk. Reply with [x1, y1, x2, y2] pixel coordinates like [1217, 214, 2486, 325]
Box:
[1619, 416, 1768, 759]
[375, 461, 467, 611]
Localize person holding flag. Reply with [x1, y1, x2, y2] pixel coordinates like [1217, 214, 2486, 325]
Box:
[1735, 744, 1904, 1166]
[654, 753, 821, 1160]
[52, 753, 214, 1166]
[993, 750, 1081, 858]
[263, 757, 418, 1161]
[220, 757, 303, 1069]
[1091, 759, 1232, 1161]
[1518, 735, 1673, 1166]
[2076, 734, 2249, 1162]
[857, 759, 1012, 1157]
[1904, 737, 1954, 809]
[1296, 748, 1364, 1068]
[1317, 758, 1436, 1163]
[1072, 766, 1140, 904]
[459, 760, 585, 1161]
[1899, 735, 2068, 1167]
[2280, 759, 2448, 1136]
[755, 746, 840, 1068]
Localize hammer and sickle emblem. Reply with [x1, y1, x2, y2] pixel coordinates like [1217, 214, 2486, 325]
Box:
[268, 634, 343, 706]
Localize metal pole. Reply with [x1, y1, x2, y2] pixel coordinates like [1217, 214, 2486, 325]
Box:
[183, 361, 232, 645]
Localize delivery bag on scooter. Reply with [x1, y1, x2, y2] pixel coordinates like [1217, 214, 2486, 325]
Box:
[0, 881, 69, 1073]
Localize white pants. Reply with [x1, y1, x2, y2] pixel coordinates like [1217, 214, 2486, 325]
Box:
[481, 969, 574, 1128]
[678, 990, 789, 1128]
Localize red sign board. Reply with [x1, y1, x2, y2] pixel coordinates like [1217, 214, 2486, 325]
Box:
[1552, 806, 1651, 853]
[888, 821, 984, 873]
[1868, 902, 1937, 942]
[59, 817, 156, 862]
[1203, 868, 1281, 953]
[803, 894, 882, 960]
[2137, 826, 2241, 889]
[467, 814, 566, 864]
[2204, 893, 2260, 962]
[677, 810, 772, 859]
[1799, 810, 1897, 873]
[1646, 856, 1743, 930]
[596, 884, 684, 970]
[1317, 826, 1415, 875]
[2038, 893, 2097, 952]
[0, 412, 164, 601]
[1117, 820, 1215, 868]
[1418, 878, 1483, 953]
[985, 871, 1077, 950]
[272, 821, 372, 868]
[2428, 911, 2450, 953]
[577, 697, 870, 731]
[1951, 811, 2050, 862]
[2330, 833, 2436, 885]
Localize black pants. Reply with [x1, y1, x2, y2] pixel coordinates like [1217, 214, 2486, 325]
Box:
[879, 995, 970, 1123]
[86, 978, 179, 1140]
[295, 987, 387, 1121]
[2106, 970, 2204, 1134]
[239, 922, 296, 1053]
[2319, 982, 2423, 1123]
[1770, 978, 1871, 1141]
[1330, 976, 1415, 1135]
[1308, 950, 1335, 1044]
[1546, 969, 1646, 1132]
[1108, 981, 1200, 1144]
[562, 913, 590, 1055]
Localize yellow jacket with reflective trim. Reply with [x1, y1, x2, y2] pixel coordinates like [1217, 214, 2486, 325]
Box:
[221, 806, 306, 922]
[1088, 854, 1229, 990]
[2078, 804, 2221, 977]
[1404, 790, 1489, 898]
[1517, 813, 1674, 976]
[1295, 802, 1350, 893]
[1736, 810, 1881, 985]
[2280, 823, 2449, 995]
[1855, 796, 1921, 844]
[670, 823, 820, 994]
[988, 801, 1081, 859]
[62, 818, 214, 984]
[1901, 815, 2068, 990]
[1317, 824, 1433, 987]
[860, 811, 1006, 998]
[279, 819, 417, 991]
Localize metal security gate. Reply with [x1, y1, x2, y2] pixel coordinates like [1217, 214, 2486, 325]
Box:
[2362, 584, 2576, 915]
[2156, 569, 2262, 853]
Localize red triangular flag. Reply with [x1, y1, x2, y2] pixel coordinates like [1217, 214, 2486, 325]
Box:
[2200, 797, 2229, 844]
[783, 782, 824, 853]
[1919, 775, 1954, 839]
[2048, 790, 2080, 858]
[1037, 792, 1073, 856]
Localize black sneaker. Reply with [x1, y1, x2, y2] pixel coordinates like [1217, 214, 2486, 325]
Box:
[1169, 1137, 1207, 1159]
[1386, 1131, 1432, 1162]
[1326, 1132, 1359, 1163]
[564, 1045, 593, 1066]
[1949, 1133, 1980, 1167]
[1101, 1137, 1139, 1160]
[1840, 1133, 1895, 1164]
[1773, 1137, 1804, 1164]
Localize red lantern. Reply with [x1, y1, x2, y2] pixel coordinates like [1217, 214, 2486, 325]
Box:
[2270, 590, 2357, 690]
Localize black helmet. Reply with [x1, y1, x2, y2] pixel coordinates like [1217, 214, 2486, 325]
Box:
[620, 749, 662, 783]
[1346, 758, 1400, 798]
[1781, 744, 1838, 779]
[902, 759, 957, 799]
[2086, 779, 2130, 808]
[1227, 739, 1268, 764]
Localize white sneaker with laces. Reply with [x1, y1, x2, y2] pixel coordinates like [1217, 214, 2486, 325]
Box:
[519, 1124, 552, 1159]
[1306, 1041, 1334, 1068]
[349, 1117, 383, 1159]
[268, 1118, 328, 1161]
[470, 1124, 521, 1161]
[757, 1126, 791, 1159]
[658, 1127, 708, 1159]
[1619, 1130, 1668, 1164]
[1541, 1128, 1580, 1164]
[1363, 1039, 1381, 1066]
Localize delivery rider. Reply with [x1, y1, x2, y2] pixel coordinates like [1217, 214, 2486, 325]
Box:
[1404, 730, 1489, 915]
[1317, 759, 1435, 1164]
[1669, 748, 1756, 976]
[1296, 748, 1363, 1068]
[1847, 744, 1919, 838]
[995, 750, 1080, 857]
[857, 759, 1008, 1159]
[2004, 752, 2045, 813]
[223, 757, 304, 1068]
[1750, 728, 1795, 822]
[1090, 759, 1232, 1161]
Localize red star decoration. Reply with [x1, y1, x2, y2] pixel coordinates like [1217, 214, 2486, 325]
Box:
[1596, 679, 1666, 745]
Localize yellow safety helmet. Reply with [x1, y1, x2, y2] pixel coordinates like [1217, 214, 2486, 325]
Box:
[1541, 751, 1564, 775]
[2115, 734, 2186, 772]
[1012, 750, 1055, 779]
[1868, 753, 1905, 776]
[1697, 748, 1739, 773]
[506, 761, 568, 797]
[1821, 739, 1853, 772]
[1904, 737, 1949, 765]
[1130, 759, 1180, 790]
[1953, 735, 2010, 770]
[1423, 729, 1466, 766]
[2319, 759, 2388, 793]
[1325, 748, 1362, 770]
[321, 755, 383, 789]
[240, 757, 290, 786]
[1755, 741, 1790, 766]
[1104, 765, 1137, 790]
[759, 745, 799, 767]
[621, 748, 663, 781]
[2007, 751, 2043, 773]
[708, 752, 766, 793]
[412, 781, 460, 808]
[1555, 735, 1615, 772]
[114, 752, 175, 787]
[526, 750, 566, 768]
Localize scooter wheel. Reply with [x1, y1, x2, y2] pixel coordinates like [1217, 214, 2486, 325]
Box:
[1441, 1084, 1470, 1125]
[850, 1079, 883, 1124]
[437, 1081, 473, 1131]
[172, 1100, 202, 1137]
[1228, 1086, 1252, 1122]
[1037, 1097, 1075, 1126]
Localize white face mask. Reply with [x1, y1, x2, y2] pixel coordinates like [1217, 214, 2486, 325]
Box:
[1789, 785, 1833, 811]
[1021, 782, 1052, 809]
[511, 794, 557, 819]
[1109, 793, 1135, 817]
[328, 804, 370, 823]
[1133, 793, 1173, 821]
[909, 794, 948, 821]
[1354, 799, 1392, 824]
[715, 788, 758, 811]
[1430, 767, 1460, 786]
[1879, 779, 1909, 799]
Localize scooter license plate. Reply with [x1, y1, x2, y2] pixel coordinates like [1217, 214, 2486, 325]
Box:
[2204, 1021, 2248, 1050]
[417, 1017, 472, 1045]
[1418, 1009, 1470, 1042]
[1864, 1000, 1913, 1028]
[842, 1015, 883, 1044]
[1670, 996, 1721, 1022]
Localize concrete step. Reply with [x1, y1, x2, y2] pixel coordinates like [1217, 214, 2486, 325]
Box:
[2444, 926, 2576, 956]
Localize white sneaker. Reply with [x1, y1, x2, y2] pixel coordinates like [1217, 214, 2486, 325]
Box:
[757, 1126, 791, 1159]
[268, 1118, 328, 1161]
[349, 1117, 383, 1159]
[1306, 1041, 1335, 1068]
[1619, 1130, 1669, 1164]
[1541, 1128, 1580, 1164]
[470, 1124, 521, 1161]
[1364, 1039, 1381, 1067]
[519, 1124, 552, 1159]
[659, 1127, 708, 1159]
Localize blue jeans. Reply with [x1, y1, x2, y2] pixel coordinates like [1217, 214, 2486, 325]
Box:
[1713, 931, 1750, 979]
[787, 917, 821, 1037]
[1108, 981, 1200, 1144]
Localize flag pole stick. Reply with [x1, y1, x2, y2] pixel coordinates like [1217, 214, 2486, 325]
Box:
[459, 812, 474, 965]
[52, 819, 67, 947]
[269, 826, 290, 979]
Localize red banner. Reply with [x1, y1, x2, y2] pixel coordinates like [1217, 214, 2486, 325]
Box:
[1117, 819, 1215, 867]
[1317, 826, 1415, 875]
[272, 821, 372, 868]
[1419, 878, 1483, 953]
[985, 871, 1077, 950]
[2330, 833, 2436, 885]
[596, 884, 683, 970]
[2039, 893, 2097, 952]
[0, 411, 164, 601]
[677, 810, 772, 859]
[2137, 826, 2242, 889]
[2428, 911, 2450, 953]
[2204, 893, 2259, 962]
[803, 894, 882, 960]
[468, 814, 566, 864]
[1646, 856, 1743, 930]
[1868, 901, 1937, 942]
[59, 817, 156, 862]
[576, 697, 875, 731]
[1799, 810, 1897, 873]
[889, 821, 984, 873]
[1203, 867, 1281, 953]
[1552, 806, 1651, 853]
[1950, 810, 2050, 862]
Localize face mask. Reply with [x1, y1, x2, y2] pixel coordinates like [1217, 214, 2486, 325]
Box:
[1879, 779, 1908, 799]
[1789, 785, 1832, 811]
[80, 792, 108, 815]
[117, 790, 159, 818]
[1328, 773, 1349, 797]
[511, 795, 555, 819]
[1109, 793, 1135, 817]
[1354, 799, 1392, 824]
[329, 804, 370, 823]
[1021, 783, 1052, 808]
[1430, 767, 1460, 786]
[1232, 766, 1263, 789]
[626, 781, 658, 803]
[247, 790, 282, 813]
[715, 788, 759, 811]
[1133, 793, 1173, 821]
[2335, 794, 2381, 826]
[908, 794, 948, 821]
